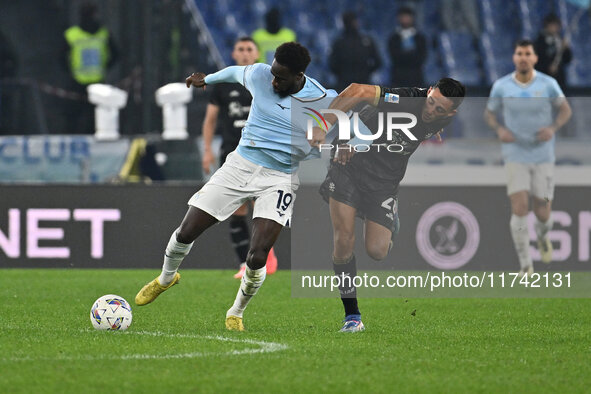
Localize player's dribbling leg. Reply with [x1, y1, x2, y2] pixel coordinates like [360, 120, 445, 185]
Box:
[135, 207, 218, 306]
[225, 218, 282, 331]
[229, 210, 250, 279]
[231, 204, 279, 279]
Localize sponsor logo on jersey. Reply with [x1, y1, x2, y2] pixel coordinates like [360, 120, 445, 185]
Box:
[384, 93, 399, 103]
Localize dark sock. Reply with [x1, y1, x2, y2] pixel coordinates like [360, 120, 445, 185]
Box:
[332, 254, 360, 317]
[229, 216, 250, 264]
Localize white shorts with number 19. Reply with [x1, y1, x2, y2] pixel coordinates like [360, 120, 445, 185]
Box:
[188, 151, 299, 227]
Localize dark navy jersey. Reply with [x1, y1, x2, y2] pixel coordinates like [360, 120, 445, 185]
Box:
[336, 86, 453, 194]
[208, 82, 252, 154]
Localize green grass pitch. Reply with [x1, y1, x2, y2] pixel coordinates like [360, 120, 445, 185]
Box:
[1, 269, 590, 393]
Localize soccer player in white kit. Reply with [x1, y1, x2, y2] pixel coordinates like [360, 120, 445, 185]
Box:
[485, 39, 572, 277]
[135, 42, 336, 331]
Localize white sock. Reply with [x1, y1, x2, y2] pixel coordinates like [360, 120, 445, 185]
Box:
[534, 215, 553, 241]
[159, 229, 193, 286]
[226, 266, 266, 318]
[510, 214, 532, 269]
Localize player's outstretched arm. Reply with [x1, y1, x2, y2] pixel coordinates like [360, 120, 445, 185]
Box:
[323, 83, 380, 124]
[186, 66, 246, 89]
[186, 72, 206, 89]
[308, 83, 380, 148]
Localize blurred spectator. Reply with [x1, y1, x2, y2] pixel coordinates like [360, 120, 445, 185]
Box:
[61, 1, 119, 134]
[441, 0, 480, 38]
[0, 29, 18, 134]
[252, 8, 296, 64]
[329, 11, 382, 92]
[0, 30, 17, 79]
[399, 0, 425, 27]
[534, 14, 572, 89]
[388, 6, 427, 87]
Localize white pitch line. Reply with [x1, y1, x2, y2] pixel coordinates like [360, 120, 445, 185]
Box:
[2, 330, 288, 362]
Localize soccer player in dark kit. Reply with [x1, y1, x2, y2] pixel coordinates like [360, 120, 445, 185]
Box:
[311, 78, 466, 332]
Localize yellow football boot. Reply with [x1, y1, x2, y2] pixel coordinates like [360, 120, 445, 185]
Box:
[537, 237, 553, 264]
[135, 273, 180, 306]
[225, 315, 245, 331]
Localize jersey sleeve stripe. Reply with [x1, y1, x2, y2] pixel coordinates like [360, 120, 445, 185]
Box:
[373, 85, 381, 106]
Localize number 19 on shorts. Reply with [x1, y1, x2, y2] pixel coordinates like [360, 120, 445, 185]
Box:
[276, 190, 293, 212]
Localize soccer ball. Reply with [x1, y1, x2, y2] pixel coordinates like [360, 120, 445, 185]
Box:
[90, 294, 133, 331]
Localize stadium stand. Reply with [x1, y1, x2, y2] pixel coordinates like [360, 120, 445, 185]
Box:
[558, 0, 591, 86]
[194, 0, 591, 88]
[0, 0, 589, 182]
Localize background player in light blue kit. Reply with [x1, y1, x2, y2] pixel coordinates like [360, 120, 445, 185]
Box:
[485, 39, 572, 277]
[135, 42, 336, 331]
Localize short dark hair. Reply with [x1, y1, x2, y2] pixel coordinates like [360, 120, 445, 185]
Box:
[514, 39, 536, 53]
[274, 42, 311, 74]
[543, 13, 561, 27]
[80, 1, 98, 18]
[397, 6, 415, 16]
[433, 78, 466, 110]
[266, 7, 280, 22]
[342, 11, 357, 28]
[236, 36, 257, 47]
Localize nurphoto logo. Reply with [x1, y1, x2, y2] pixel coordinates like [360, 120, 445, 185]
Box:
[304, 108, 418, 152]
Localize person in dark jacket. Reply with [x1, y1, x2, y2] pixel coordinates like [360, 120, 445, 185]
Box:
[534, 13, 572, 89]
[388, 6, 427, 87]
[329, 12, 382, 92]
[0, 29, 18, 134]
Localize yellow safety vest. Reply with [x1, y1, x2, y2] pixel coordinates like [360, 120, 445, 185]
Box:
[252, 28, 296, 64]
[64, 26, 110, 85]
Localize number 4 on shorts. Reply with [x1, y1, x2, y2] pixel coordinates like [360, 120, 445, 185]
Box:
[381, 197, 397, 214]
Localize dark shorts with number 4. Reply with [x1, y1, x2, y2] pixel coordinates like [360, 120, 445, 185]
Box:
[319, 163, 399, 232]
